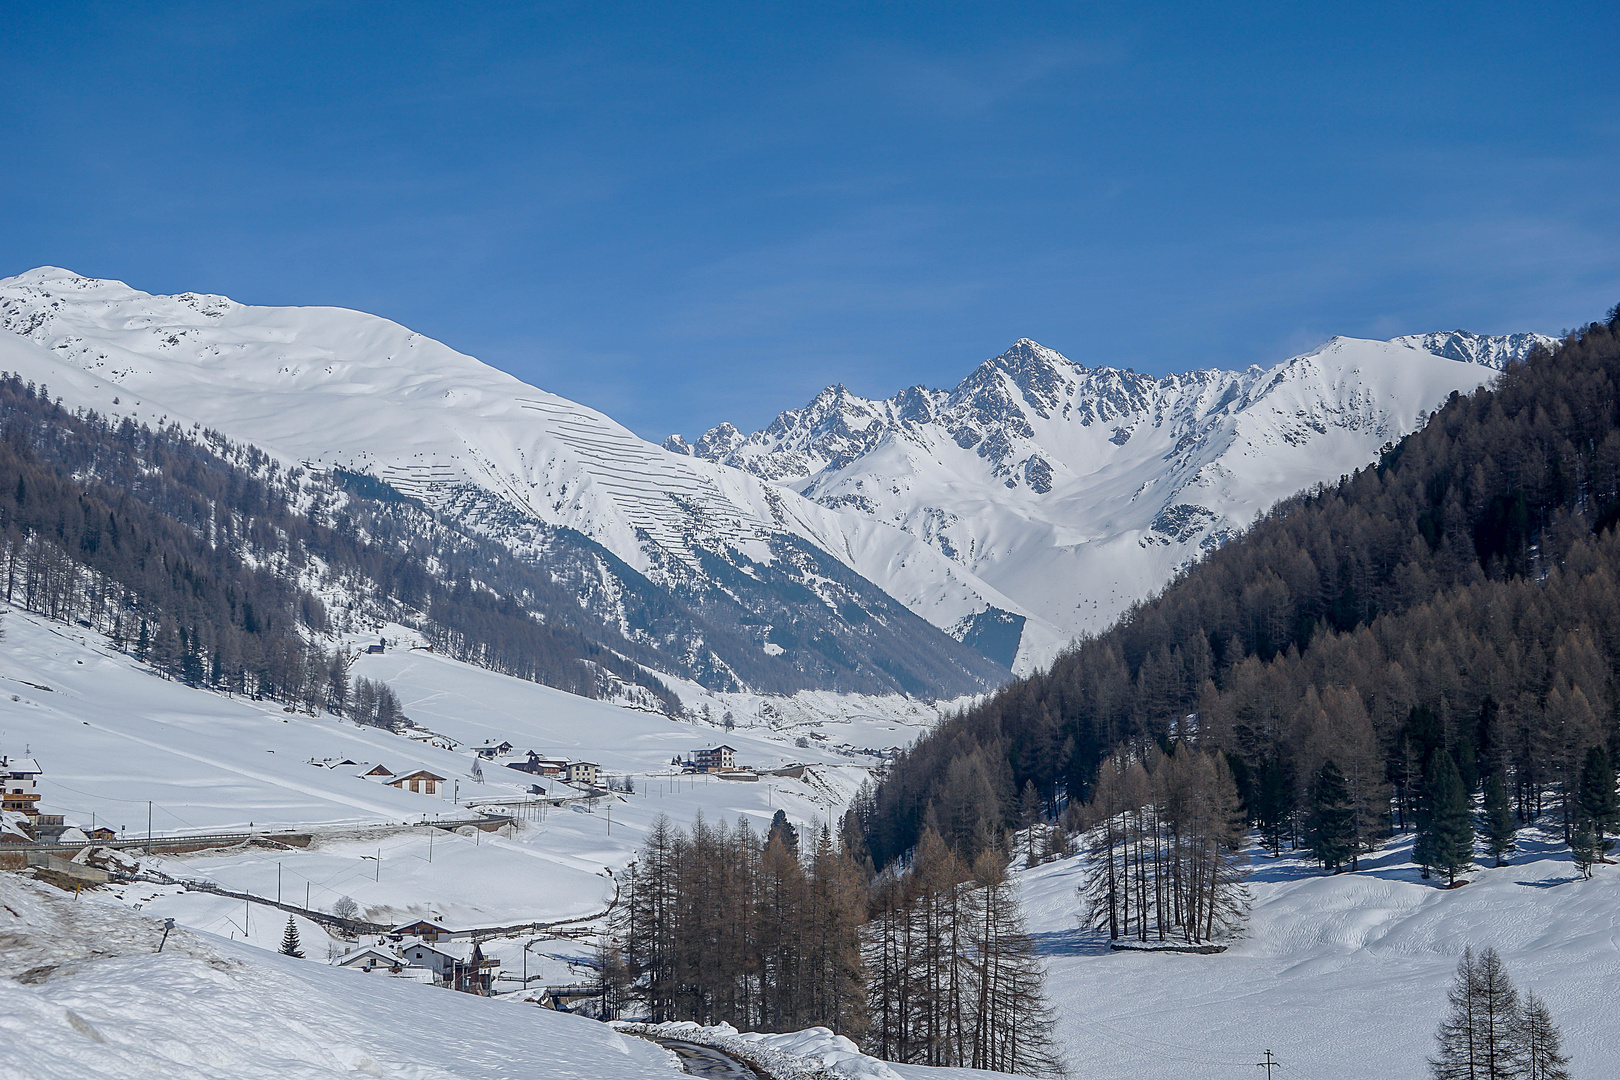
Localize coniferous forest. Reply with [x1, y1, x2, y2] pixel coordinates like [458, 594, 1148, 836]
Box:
[861, 304, 1620, 879]
[0, 372, 680, 712]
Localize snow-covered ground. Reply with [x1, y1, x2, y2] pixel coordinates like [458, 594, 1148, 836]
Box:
[14, 594, 1620, 1078]
[0, 871, 686, 1080]
[1018, 827, 1620, 1079]
[0, 601, 876, 960]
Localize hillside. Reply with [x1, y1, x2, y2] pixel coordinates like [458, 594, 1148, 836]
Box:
[671, 333, 1549, 670]
[0, 267, 1027, 691]
[1016, 824, 1619, 1078]
[861, 307, 1620, 868]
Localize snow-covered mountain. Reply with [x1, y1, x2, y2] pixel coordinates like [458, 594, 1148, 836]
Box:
[669, 331, 1553, 667]
[0, 268, 1025, 696]
[0, 266, 1552, 678]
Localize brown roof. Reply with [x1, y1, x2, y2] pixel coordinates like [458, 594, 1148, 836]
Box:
[391, 770, 447, 783]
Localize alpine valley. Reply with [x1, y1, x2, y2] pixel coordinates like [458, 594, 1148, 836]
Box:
[0, 267, 1548, 694]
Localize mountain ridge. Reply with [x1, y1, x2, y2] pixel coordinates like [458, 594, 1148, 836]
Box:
[668, 330, 1553, 665]
[0, 267, 1016, 698]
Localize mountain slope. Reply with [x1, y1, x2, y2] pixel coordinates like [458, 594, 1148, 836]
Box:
[672, 332, 1551, 668]
[0, 268, 1015, 696]
[859, 309, 1618, 869]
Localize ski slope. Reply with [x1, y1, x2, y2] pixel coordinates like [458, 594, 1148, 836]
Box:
[1018, 828, 1620, 1079]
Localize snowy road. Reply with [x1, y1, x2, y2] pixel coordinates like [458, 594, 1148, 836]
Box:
[657, 1039, 768, 1080]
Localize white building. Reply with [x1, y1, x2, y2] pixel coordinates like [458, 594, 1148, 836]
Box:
[1, 757, 42, 817]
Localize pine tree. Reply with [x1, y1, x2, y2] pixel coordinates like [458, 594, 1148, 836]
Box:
[279, 916, 304, 958]
[1575, 744, 1617, 860]
[1430, 946, 1521, 1080]
[1308, 760, 1355, 872]
[1417, 753, 1474, 886]
[1480, 774, 1517, 867]
[767, 809, 800, 859]
[1518, 990, 1572, 1080]
[1255, 758, 1290, 856]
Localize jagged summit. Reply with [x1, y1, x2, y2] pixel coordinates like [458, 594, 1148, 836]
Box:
[672, 328, 1551, 665]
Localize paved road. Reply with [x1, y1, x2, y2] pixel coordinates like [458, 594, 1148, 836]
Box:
[656, 1040, 766, 1080]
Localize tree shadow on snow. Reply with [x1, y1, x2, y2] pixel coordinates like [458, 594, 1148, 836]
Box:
[1028, 927, 1112, 957]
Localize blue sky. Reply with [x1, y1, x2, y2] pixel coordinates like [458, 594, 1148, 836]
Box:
[3, 3, 1617, 439]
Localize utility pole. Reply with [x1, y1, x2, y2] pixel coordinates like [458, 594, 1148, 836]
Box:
[277, 862, 282, 904]
[376, 847, 381, 881]
[1255, 1050, 1282, 1080]
[147, 801, 152, 854]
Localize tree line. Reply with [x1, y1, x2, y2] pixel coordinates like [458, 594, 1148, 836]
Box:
[0, 372, 680, 712]
[862, 305, 1620, 875]
[613, 811, 1062, 1076]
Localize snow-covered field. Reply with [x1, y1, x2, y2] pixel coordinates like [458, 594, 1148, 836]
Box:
[1019, 828, 1620, 1079]
[0, 872, 686, 1080]
[0, 603, 875, 945]
[11, 596, 1620, 1078]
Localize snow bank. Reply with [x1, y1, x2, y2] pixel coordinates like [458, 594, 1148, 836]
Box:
[0, 872, 679, 1080]
[616, 1021, 905, 1080]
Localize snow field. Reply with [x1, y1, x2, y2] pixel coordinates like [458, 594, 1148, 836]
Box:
[1016, 827, 1620, 1079]
[0, 873, 685, 1080]
[1, 604, 877, 949]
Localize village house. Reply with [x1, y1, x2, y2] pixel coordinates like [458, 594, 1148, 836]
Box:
[1, 756, 43, 817]
[505, 752, 564, 776]
[356, 764, 394, 780]
[334, 946, 436, 983]
[474, 741, 515, 760]
[563, 761, 598, 786]
[690, 746, 737, 773]
[388, 770, 446, 796]
[397, 937, 499, 993]
[391, 918, 456, 942]
[336, 946, 403, 971]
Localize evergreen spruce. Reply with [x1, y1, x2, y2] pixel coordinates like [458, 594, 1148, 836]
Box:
[767, 809, 800, 858]
[1256, 759, 1291, 856]
[1417, 753, 1474, 886]
[1575, 744, 1617, 860]
[279, 916, 304, 958]
[1308, 759, 1355, 873]
[1480, 774, 1517, 867]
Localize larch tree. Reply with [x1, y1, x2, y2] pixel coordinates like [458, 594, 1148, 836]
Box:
[1518, 990, 1571, 1080]
[1430, 946, 1520, 1080]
